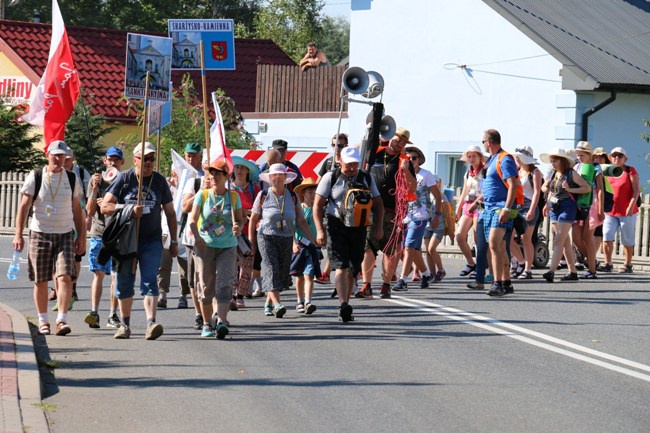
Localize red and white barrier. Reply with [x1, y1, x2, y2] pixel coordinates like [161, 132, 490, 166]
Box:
[230, 150, 330, 180]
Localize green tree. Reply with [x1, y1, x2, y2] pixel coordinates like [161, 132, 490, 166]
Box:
[64, 90, 117, 173]
[254, 0, 325, 63]
[0, 100, 45, 172]
[318, 15, 349, 66]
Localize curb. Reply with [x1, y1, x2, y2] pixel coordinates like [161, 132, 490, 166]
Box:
[0, 303, 50, 433]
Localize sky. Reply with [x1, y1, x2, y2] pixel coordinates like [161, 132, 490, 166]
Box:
[322, 0, 351, 20]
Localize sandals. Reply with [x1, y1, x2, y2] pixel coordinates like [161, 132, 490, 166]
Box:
[618, 264, 633, 274]
[459, 264, 476, 277]
[38, 322, 51, 335]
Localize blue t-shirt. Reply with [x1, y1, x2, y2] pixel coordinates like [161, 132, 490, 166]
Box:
[106, 169, 173, 243]
[482, 150, 518, 211]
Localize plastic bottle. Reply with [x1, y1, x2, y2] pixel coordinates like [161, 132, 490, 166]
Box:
[7, 250, 21, 280]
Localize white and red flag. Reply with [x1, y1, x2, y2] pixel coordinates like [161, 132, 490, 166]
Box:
[22, 0, 80, 152]
[208, 92, 233, 172]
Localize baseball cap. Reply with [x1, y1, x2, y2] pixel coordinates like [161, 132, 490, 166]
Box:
[340, 146, 361, 164]
[184, 142, 201, 154]
[105, 146, 124, 159]
[133, 141, 156, 155]
[47, 140, 68, 155]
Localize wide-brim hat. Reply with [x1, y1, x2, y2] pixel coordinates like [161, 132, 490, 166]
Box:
[394, 127, 413, 144]
[539, 147, 576, 166]
[592, 147, 608, 157]
[231, 156, 260, 182]
[404, 146, 425, 163]
[575, 141, 593, 155]
[294, 177, 318, 199]
[461, 145, 487, 163]
[259, 163, 298, 184]
[513, 146, 538, 165]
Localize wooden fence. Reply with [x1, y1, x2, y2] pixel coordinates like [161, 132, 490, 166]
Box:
[255, 64, 346, 113]
[0, 171, 648, 267]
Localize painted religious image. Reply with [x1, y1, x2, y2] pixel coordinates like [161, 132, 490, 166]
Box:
[124, 33, 173, 101]
[168, 19, 236, 71]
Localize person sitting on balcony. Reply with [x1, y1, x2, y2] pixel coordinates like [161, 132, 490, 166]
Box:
[300, 43, 328, 72]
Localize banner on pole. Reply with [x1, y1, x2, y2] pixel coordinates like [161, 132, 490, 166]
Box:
[168, 19, 236, 70]
[125, 33, 173, 101]
[147, 99, 172, 136]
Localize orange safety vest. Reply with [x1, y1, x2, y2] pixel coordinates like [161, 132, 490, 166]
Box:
[495, 150, 524, 206]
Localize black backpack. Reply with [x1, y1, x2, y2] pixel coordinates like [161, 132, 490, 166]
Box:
[32, 168, 77, 202]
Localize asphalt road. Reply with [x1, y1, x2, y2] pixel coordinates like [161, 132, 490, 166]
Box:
[0, 235, 649, 433]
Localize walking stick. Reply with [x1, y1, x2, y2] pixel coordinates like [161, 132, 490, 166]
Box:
[133, 71, 151, 274]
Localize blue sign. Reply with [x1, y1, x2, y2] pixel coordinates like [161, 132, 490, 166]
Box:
[168, 19, 236, 71]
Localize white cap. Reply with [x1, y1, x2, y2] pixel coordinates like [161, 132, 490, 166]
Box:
[133, 141, 156, 155]
[340, 147, 361, 164]
[47, 140, 68, 155]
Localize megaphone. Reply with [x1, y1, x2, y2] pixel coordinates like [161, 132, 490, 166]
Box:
[342, 66, 369, 95]
[102, 167, 119, 183]
[363, 71, 384, 98]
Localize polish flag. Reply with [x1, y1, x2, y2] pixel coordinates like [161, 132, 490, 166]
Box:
[22, 0, 80, 153]
[208, 91, 233, 172]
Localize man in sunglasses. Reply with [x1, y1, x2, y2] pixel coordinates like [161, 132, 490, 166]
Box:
[317, 133, 348, 181]
[101, 142, 178, 340]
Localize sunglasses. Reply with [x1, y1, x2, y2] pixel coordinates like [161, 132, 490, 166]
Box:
[408, 156, 419, 161]
[135, 155, 156, 163]
[481, 140, 488, 144]
[611, 153, 625, 158]
[332, 143, 346, 148]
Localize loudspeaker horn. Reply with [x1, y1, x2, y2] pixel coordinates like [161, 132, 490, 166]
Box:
[342, 66, 369, 95]
[379, 115, 396, 140]
[363, 71, 384, 98]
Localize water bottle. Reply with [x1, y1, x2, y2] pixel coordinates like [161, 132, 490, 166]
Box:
[7, 250, 21, 280]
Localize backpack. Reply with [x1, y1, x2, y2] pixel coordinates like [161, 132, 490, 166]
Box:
[32, 168, 77, 202]
[440, 201, 455, 237]
[527, 167, 546, 226]
[495, 150, 525, 206]
[329, 168, 374, 228]
[624, 166, 642, 208]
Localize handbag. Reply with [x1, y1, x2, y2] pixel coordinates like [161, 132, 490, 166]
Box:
[237, 234, 252, 258]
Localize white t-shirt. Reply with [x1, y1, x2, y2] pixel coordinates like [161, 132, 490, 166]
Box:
[21, 167, 82, 234]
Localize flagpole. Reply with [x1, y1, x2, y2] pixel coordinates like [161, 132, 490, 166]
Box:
[133, 71, 151, 274]
[199, 40, 211, 165]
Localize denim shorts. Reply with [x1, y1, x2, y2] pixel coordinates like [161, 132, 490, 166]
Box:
[88, 237, 112, 274]
[549, 199, 577, 223]
[114, 239, 163, 299]
[424, 214, 446, 240]
[603, 213, 637, 246]
[404, 220, 427, 249]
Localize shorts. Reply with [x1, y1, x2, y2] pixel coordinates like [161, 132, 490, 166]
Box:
[549, 199, 577, 224]
[328, 216, 367, 276]
[27, 231, 77, 283]
[404, 220, 427, 249]
[114, 239, 163, 299]
[594, 225, 603, 237]
[482, 208, 514, 242]
[574, 207, 589, 222]
[290, 248, 316, 277]
[424, 214, 446, 240]
[88, 237, 112, 274]
[519, 204, 539, 227]
[462, 201, 479, 219]
[603, 214, 637, 246]
[366, 210, 398, 256]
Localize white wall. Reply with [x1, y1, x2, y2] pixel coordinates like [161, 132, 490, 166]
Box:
[241, 116, 348, 151]
[349, 0, 570, 179]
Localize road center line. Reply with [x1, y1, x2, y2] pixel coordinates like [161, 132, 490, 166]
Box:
[388, 296, 650, 383]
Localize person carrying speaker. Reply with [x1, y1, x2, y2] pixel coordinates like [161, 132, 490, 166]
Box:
[356, 127, 417, 299]
[300, 42, 328, 72]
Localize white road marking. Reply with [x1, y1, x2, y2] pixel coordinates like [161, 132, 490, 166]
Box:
[389, 295, 650, 383]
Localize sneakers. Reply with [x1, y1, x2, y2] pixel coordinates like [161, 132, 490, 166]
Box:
[157, 298, 167, 309]
[518, 271, 533, 280]
[466, 282, 484, 290]
[52, 297, 74, 312]
[486, 283, 506, 297]
[420, 274, 431, 289]
[251, 288, 265, 298]
[200, 324, 215, 338]
[193, 314, 204, 330]
[503, 282, 514, 294]
[543, 271, 555, 283]
[355, 283, 373, 299]
[562, 272, 579, 281]
[484, 274, 494, 283]
[305, 303, 317, 315]
[296, 303, 306, 314]
[314, 274, 331, 284]
[106, 313, 121, 329]
[379, 283, 391, 299]
[145, 322, 164, 340]
[215, 322, 230, 340]
[264, 303, 274, 317]
[273, 304, 287, 319]
[177, 297, 188, 309]
[618, 264, 633, 273]
[597, 263, 613, 272]
[459, 264, 476, 277]
[84, 311, 100, 329]
[339, 304, 354, 323]
[393, 279, 408, 292]
[236, 298, 246, 309]
[72, 288, 79, 301]
[114, 324, 131, 339]
[38, 322, 51, 335]
[433, 270, 446, 283]
[581, 271, 598, 279]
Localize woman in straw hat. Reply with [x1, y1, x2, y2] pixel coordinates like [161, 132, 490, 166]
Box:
[572, 141, 605, 279]
[539, 148, 591, 283]
[249, 164, 317, 318]
[509, 146, 542, 280]
[455, 145, 487, 277]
